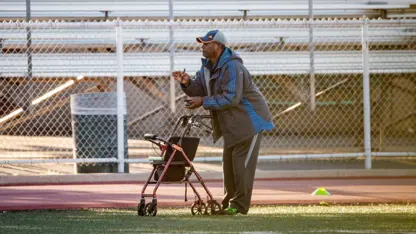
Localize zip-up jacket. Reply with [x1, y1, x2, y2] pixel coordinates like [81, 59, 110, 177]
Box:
[181, 48, 274, 147]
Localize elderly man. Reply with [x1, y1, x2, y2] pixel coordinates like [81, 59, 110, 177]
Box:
[172, 30, 274, 215]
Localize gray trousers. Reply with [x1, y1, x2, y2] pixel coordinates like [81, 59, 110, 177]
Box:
[221, 133, 262, 214]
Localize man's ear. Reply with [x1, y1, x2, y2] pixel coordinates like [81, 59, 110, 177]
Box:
[215, 42, 223, 51]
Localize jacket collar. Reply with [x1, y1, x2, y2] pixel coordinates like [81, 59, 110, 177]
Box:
[201, 47, 239, 72]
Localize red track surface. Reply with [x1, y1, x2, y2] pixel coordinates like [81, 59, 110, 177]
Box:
[1, 177, 416, 211]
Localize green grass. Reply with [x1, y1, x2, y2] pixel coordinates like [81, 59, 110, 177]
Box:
[1, 204, 416, 234]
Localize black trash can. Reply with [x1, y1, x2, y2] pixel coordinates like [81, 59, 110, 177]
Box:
[70, 92, 129, 173]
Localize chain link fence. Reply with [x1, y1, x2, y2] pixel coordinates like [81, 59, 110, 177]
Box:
[0, 18, 415, 174]
[368, 22, 416, 153]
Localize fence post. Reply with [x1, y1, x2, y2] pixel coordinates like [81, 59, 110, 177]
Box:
[116, 18, 125, 173]
[168, 0, 176, 113]
[25, 0, 33, 112]
[308, 0, 316, 111]
[361, 17, 372, 169]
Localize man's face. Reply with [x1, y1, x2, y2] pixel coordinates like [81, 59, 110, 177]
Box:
[201, 42, 221, 59]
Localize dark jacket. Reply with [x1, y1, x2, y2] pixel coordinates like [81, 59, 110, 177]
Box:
[181, 47, 274, 147]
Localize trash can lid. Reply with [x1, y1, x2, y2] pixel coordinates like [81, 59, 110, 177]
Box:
[70, 92, 126, 115]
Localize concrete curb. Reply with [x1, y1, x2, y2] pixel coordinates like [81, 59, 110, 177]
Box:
[1, 169, 416, 186]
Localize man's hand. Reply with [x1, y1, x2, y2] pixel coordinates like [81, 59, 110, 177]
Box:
[185, 97, 203, 109]
[171, 70, 190, 86]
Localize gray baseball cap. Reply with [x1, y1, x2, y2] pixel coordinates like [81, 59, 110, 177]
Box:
[196, 30, 227, 45]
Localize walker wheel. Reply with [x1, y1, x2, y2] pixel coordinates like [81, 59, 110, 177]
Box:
[138, 204, 145, 216]
[145, 202, 157, 216]
[191, 201, 206, 215]
[206, 200, 221, 215]
[137, 199, 146, 216]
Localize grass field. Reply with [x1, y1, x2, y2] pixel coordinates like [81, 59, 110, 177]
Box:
[1, 204, 415, 234]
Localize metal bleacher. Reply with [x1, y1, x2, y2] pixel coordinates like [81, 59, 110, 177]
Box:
[1, 0, 416, 20]
[1, 50, 416, 77]
[1, 22, 416, 77]
[1, 1, 416, 77]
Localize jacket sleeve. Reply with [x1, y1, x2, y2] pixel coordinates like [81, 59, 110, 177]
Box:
[181, 69, 206, 97]
[202, 61, 243, 111]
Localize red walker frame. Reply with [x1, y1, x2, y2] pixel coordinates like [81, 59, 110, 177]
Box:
[138, 114, 221, 216]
